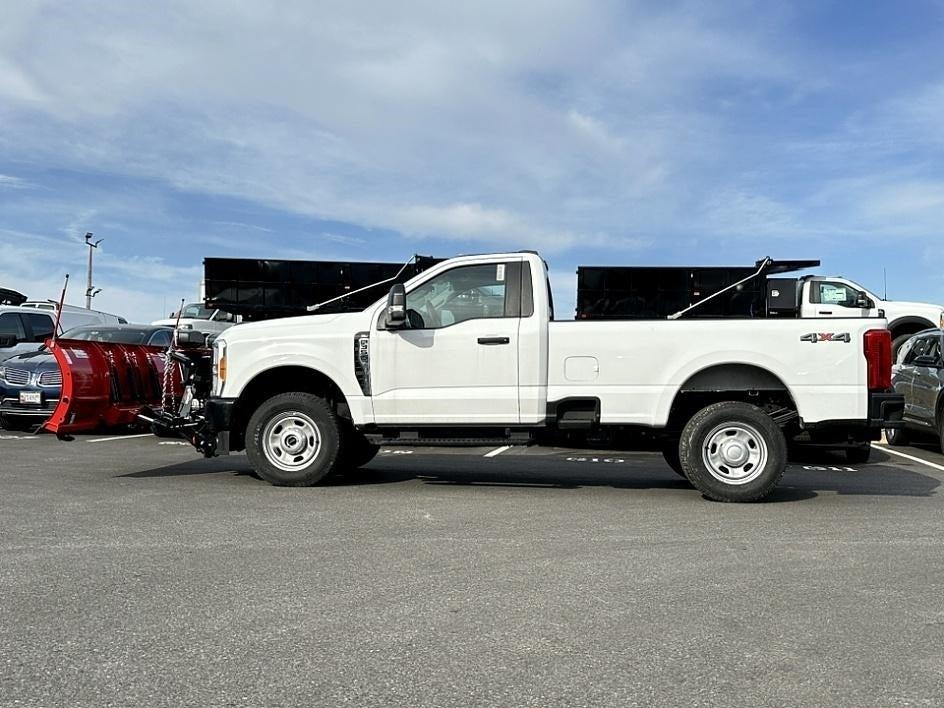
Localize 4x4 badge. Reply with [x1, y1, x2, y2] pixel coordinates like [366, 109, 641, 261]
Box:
[800, 332, 851, 343]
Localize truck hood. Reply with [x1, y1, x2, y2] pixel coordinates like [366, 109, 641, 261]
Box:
[0, 347, 56, 373]
[880, 300, 944, 326]
[214, 312, 357, 345]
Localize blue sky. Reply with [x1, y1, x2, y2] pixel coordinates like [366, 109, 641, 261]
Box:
[1, 1, 943, 322]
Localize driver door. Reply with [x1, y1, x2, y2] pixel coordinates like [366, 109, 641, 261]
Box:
[370, 260, 522, 424]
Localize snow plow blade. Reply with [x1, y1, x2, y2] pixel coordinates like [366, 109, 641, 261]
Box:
[43, 339, 183, 435]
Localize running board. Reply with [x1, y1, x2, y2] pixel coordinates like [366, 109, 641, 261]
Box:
[366, 431, 533, 447]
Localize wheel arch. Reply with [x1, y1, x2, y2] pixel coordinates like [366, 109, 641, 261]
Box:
[887, 316, 935, 339]
[231, 365, 349, 451]
[667, 363, 798, 430]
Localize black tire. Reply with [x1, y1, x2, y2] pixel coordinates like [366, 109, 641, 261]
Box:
[679, 402, 787, 503]
[337, 423, 381, 470]
[891, 333, 913, 361]
[0, 415, 37, 431]
[845, 443, 871, 464]
[661, 442, 687, 478]
[245, 392, 340, 487]
[884, 426, 909, 446]
[939, 416, 944, 455]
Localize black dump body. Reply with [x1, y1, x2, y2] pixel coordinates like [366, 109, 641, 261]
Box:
[0, 288, 27, 306]
[204, 256, 441, 320]
[576, 259, 819, 320]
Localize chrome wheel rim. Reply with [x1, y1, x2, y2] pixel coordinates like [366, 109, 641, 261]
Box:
[702, 422, 768, 485]
[262, 411, 322, 472]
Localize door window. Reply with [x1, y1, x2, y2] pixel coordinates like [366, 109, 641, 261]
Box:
[23, 313, 55, 342]
[903, 337, 932, 365]
[406, 263, 510, 329]
[813, 282, 859, 307]
[924, 338, 942, 365]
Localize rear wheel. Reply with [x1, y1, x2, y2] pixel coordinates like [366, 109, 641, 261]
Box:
[884, 426, 909, 446]
[246, 392, 340, 486]
[845, 442, 871, 464]
[939, 416, 944, 454]
[679, 402, 787, 502]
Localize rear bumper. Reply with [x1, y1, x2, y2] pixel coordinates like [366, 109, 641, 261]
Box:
[797, 391, 904, 444]
[868, 391, 904, 429]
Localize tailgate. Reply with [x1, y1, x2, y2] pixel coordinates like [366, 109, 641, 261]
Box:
[43, 339, 183, 435]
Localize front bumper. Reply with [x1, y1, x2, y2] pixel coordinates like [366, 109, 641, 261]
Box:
[205, 397, 236, 433]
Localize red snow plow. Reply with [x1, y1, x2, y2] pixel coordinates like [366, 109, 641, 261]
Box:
[43, 332, 216, 452]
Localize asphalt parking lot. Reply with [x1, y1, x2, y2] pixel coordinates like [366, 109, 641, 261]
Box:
[2, 434, 944, 707]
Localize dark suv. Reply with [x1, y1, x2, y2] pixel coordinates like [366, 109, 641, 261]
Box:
[886, 328, 944, 451]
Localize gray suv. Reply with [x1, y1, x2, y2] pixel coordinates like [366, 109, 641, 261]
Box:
[886, 328, 944, 451]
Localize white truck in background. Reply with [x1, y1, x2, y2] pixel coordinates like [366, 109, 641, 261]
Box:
[109, 250, 901, 503]
[779, 276, 944, 357]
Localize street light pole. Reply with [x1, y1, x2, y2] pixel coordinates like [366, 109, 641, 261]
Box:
[84, 232, 103, 309]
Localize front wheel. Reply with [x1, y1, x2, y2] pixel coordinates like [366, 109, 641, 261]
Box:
[679, 402, 787, 502]
[891, 333, 913, 361]
[246, 392, 340, 486]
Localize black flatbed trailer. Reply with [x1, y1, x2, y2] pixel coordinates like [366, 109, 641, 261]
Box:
[203, 256, 441, 320]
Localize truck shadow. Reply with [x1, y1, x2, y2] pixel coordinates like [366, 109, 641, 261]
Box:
[124, 449, 940, 501]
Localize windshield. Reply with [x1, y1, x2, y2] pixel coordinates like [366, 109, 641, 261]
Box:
[180, 304, 215, 319]
[62, 327, 158, 345]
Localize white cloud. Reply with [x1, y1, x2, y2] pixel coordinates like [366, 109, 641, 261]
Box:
[0, 0, 800, 254]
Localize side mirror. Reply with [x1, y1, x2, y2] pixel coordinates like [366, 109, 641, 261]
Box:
[385, 283, 407, 329]
[176, 330, 208, 348]
[0, 334, 18, 348]
[855, 292, 874, 309]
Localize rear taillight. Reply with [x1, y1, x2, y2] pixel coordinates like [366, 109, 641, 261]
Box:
[864, 329, 892, 390]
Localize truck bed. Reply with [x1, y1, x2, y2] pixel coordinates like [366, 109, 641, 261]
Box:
[547, 318, 879, 427]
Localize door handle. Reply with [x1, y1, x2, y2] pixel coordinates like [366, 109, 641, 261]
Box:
[477, 337, 510, 345]
[819, 310, 833, 315]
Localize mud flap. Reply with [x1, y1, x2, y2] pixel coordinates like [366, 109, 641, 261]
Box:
[43, 339, 184, 435]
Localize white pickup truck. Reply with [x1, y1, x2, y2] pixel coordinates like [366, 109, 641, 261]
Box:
[135, 250, 896, 503]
